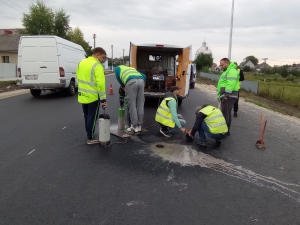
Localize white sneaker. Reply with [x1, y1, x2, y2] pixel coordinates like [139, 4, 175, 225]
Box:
[136, 126, 142, 133]
[126, 126, 135, 134]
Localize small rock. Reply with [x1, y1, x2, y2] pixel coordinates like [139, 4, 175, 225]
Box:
[16, 82, 20, 86]
[6, 86, 11, 89]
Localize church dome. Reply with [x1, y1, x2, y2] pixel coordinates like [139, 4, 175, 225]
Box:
[195, 41, 212, 58]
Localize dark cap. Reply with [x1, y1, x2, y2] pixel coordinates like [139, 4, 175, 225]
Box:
[170, 86, 181, 92]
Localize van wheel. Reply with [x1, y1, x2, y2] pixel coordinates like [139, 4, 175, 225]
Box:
[190, 83, 195, 89]
[66, 81, 75, 96]
[178, 99, 183, 107]
[30, 89, 41, 97]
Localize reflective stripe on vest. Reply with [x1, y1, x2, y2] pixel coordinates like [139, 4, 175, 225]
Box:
[77, 57, 106, 104]
[200, 105, 228, 134]
[119, 66, 142, 84]
[155, 97, 176, 128]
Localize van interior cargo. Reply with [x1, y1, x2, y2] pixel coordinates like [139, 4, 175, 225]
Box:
[133, 45, 187, 93]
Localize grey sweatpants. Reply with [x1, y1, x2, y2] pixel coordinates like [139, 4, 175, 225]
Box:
[221, 98, 237, 130]
[125, 79, 145, 128]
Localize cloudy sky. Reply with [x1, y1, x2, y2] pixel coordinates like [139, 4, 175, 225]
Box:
[1, 0, 300, 66]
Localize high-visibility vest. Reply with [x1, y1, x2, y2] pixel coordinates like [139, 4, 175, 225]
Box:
[76, 57, 106, 104]
[200, 105, 228, 134]
[155, 97, 177, 128]
[119, 65, 143, 85]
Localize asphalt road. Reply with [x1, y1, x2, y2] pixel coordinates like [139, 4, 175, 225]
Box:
[1, 75, 300, 225]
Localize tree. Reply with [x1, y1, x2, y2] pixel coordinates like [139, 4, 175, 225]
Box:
[53, 8, 70, 39]
[194, 53, 214, 71]
[246, 56, 259, 66]
[67, 27, 92, 55]
[22, 0, 54, 35]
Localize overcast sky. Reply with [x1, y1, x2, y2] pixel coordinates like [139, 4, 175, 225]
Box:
[1, 0, 300, 66]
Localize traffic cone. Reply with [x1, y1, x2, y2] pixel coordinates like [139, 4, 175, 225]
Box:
[108, 84, 114, 95]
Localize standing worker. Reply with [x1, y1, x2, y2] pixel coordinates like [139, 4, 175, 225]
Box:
[233, 62, 245, 118]
[76, 47, 107, 144]
[114, 65, 146, 134]
[187, 105, 228, 147]
[217, 58, 239, 136]
[155, 86, 187, 137]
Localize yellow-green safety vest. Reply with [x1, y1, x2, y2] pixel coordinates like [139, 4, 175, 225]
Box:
[119, 65, 142, 85]
[76, 57, 106, 104]
[155, 97, 177, 128]
[200, 105, 228, 134]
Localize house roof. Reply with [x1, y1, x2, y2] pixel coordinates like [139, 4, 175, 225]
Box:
[0, 34, 23, 52]
[256, 62, 271, 69]
[240, 59, 255, 67]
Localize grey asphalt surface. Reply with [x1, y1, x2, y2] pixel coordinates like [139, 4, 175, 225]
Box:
[1, 75, 300, 225]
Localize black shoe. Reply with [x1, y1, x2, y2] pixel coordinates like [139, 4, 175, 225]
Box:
[227, 131, 231, 136]
[214, 140, 222, 148]
[196, 141, 207, 147]
[234, 112, 238, 117]
[160, 128, 172, 137]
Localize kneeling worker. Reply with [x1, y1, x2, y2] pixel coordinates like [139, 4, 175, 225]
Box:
[155, 86, 187, 137]
[187, 104, 228, 147]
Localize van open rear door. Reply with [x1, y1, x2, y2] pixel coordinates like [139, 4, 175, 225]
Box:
[176, 46, 191, 96]
[129, 42, 137, 68]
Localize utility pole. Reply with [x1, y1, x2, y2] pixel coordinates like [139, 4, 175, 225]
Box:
[93, 34, 96, 49]
[262, 58, 268, 82]
[228, 0, 235, 60]
[123, 49, 125, 65]
[111, 45, 114, 71]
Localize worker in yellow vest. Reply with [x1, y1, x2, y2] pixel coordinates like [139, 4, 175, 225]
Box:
[155, 86, 187, 137]
[76, 47, 107, 145]
[187, 104, 228, 147]
[233, 62, 245, 117]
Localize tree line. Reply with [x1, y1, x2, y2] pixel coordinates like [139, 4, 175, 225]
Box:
[18, 0, 92, 55]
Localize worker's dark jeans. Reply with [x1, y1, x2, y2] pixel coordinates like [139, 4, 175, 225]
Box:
[233, 91, 240, 112]
[82, 100, 100, 140]
[221, 97, 237, 130]
[198, 121, 226, 142]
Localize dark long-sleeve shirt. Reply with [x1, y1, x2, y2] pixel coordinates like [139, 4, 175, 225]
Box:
[191, 112, 207, 136]
[239, 70, 244, 81]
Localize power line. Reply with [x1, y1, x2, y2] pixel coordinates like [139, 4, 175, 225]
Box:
[268, 59, 298, 64]
[6, 0, 26, 11]
[0, 0, 22, 14]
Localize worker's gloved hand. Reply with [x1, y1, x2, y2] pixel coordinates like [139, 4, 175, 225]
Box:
[119, 86, 125, 97]
[101, 102, 107, 108]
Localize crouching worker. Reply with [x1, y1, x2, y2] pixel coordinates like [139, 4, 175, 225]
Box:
[187, 104, 228, 147]
[155, 86, 187, 137]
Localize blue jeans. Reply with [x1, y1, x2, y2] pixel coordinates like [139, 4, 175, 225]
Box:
[169, 114, 186, 132]
[198, 121, 226, 142]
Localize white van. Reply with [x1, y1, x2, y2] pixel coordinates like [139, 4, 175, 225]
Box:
[129, 43, 192, 106]
[18, 36, 86, 97]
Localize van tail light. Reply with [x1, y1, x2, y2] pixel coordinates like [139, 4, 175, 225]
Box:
[59, 67, 65, 77]
[17, 68, 21, 77]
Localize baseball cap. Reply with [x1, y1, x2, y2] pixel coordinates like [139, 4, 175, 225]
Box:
[170, 86, 181, 92]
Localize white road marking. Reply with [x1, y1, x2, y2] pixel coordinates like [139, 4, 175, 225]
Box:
[27, 149, 36, 155]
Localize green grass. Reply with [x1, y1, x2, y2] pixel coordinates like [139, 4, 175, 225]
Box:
[0, 80, 18, 88]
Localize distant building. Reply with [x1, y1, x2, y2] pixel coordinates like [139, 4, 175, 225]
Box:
[0, 29, 19, 34]
[240, 59, 256, 70]
[195, 40, 212, 59]
[256, 62, 271, 71]
[287, 63, 300, 71]
[0, 34, 23, 64]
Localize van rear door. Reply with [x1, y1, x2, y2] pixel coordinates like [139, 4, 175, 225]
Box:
[129, 42, 137, 68]
[176, 46, 191, 96]
[20, 37, 59, 84]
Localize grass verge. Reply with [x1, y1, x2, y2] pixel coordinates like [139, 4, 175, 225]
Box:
[197, 76, 300, 119]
